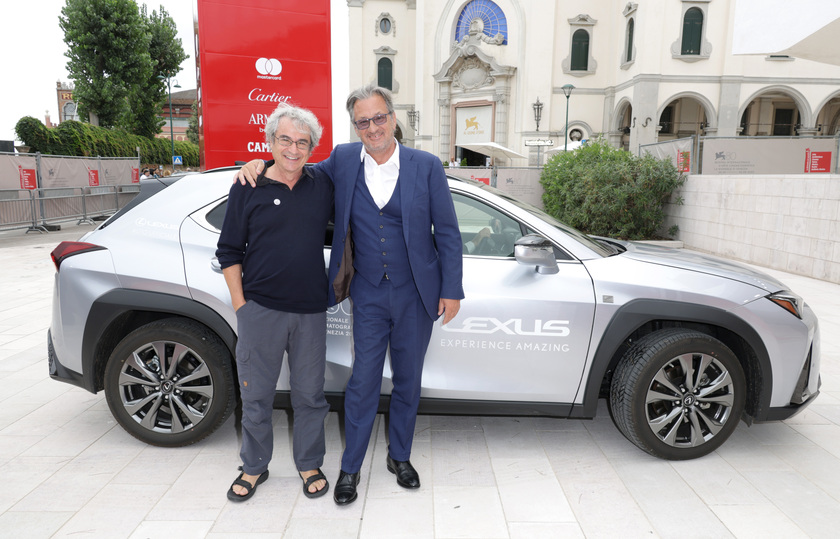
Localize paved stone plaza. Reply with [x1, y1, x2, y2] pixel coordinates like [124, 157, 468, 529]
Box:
[1, 224, 839, 538]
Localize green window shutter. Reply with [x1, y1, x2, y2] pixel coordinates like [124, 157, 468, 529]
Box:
[378, 58, 393, 91]
[681, 8, 703, 55]
[571, 29, 589, 71]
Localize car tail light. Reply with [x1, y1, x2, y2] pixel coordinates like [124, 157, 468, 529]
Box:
[50, 241, 106, 271]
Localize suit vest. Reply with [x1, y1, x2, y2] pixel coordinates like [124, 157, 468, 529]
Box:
[350, 169, 411, 286]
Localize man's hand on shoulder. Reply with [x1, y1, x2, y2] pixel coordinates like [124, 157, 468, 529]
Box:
[233, 159, 266, 187]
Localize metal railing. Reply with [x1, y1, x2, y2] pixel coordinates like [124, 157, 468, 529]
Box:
[0, 185, 140, 233]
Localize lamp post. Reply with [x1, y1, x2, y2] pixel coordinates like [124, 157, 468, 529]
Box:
[407, 109, 419, 135]
[532, 97, 544, 164]
[158, 75, 181, 168]
[561, 84, 575, 152]
[532, 97, 543, 132]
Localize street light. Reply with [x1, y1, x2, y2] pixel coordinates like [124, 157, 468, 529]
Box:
[158, 75, 181, 168]
[407, 109, 420, 135]
[532, 97, 545, 164]
[561, 84, 575, 152]
[532, 97, 543, 132]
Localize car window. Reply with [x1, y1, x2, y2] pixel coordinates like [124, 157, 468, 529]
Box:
[205, 200, 227, 230]
[452, 192, 525, 257]
[451, 191, 575, 261]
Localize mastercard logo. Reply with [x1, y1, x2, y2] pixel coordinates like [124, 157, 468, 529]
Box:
[255, 58, 282, 76]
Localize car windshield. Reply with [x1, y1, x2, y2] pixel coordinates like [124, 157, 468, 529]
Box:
[468, 181, 616, 258]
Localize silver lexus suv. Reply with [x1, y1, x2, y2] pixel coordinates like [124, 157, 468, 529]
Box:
[47, 167, 821, 460]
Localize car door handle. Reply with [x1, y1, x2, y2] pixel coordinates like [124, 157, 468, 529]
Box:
[210, 257, 222, 273]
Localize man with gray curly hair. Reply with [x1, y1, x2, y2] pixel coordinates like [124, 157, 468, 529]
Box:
[217, 102, 334, 502]
[236, 84, 464, 506]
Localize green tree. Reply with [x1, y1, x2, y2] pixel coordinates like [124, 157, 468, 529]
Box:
[60, 0, 152, 128]
[540, 138, 685, 240]
[186, 101, 199, 144]
[123, 5, 189, 138]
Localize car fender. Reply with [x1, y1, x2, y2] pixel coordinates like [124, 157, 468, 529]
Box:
[571, 298, 772, 419]
[81, 289, 237, 392]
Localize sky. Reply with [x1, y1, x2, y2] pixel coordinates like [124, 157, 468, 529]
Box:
[0, 1, 349, 145]
[1, 1, 199, 143]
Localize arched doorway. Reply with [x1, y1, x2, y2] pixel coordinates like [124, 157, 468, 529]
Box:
[815, 94, 840, 136]
[739, 89, 808, 136]
[615, 101, 632, 150]
[657, 97, 709, 140]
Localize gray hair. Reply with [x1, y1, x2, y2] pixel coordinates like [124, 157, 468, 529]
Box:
[345, 83, 394, 122]
[264, 102, 323, 149]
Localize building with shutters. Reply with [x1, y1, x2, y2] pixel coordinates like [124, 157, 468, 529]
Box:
[345, 0, 840, 165]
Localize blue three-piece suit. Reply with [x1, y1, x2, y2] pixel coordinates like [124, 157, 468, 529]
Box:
[317, 142, 464, 473]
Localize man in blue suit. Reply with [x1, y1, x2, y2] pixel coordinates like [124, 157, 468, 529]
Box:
[238, 84, 464, 506]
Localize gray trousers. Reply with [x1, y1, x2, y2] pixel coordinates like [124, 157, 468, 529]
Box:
[235, 300, 329, 475]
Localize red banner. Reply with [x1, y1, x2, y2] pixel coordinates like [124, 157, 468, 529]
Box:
[804, 148, 832, 173]
[131, 168, 140, 183]
[19, 167, 37, 190]
[196, 0, 333, 170]
[677, 151, 691, 173]
[88, 170, 100, 186]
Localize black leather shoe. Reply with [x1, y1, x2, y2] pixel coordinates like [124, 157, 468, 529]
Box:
[386, 455, 420, 489]
[333, 470, 360, 505]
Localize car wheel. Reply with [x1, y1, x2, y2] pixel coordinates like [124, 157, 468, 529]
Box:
[609, 328, 745, 460]
[104, 318, 235, 447]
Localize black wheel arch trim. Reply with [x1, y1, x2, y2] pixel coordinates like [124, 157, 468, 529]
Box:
[572, 299, 773, 420]
[81, 289, 237, 393]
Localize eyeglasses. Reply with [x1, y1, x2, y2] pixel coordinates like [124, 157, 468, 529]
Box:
[353, 113, 391, 130]
[272, 135, 311, 151]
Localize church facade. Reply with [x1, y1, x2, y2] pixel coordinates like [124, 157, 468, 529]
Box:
[344, 0, 840, 165]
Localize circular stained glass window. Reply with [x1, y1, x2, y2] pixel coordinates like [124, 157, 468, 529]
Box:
[455, 0, 508, 45]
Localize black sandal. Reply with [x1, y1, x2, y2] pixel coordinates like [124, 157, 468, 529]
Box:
[227, 466, 269, 502]
[300, 468, 329, 499]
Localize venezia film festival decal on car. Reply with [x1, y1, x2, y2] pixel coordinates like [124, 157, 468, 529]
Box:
[440, 317, 572, 353]
[327, 302, 353, 337]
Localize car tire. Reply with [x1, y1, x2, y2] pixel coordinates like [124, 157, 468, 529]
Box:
[104, 318, 235, 447]
[609, 328, 746, 460]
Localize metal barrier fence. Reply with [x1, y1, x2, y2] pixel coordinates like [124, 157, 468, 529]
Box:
[640, 135, 840, 175]
[446, 166, 545, 208]
[0, 185, 140, 233]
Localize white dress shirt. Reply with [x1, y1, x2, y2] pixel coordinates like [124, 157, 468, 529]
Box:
[360, 140, 400, 209]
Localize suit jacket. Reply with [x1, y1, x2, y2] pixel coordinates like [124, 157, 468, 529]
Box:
[317, 142, 464, 319]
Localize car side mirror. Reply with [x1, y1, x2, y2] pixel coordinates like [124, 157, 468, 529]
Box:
[514, 234, 559, 274]
[513, 234, 560, 275]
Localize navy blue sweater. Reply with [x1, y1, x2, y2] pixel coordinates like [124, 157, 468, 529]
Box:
[216, 164, 334, 313]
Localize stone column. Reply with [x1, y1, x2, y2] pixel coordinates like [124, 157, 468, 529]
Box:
[603, 87, 616, 134]
[756, 98, 773, 136]
[716, 78, 743, 137]
[493, 88, 510, 149]
[630, 79, 659, 153]
[438, 89, 451, 163]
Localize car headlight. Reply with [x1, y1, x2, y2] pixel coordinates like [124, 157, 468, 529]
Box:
[767, 291, 804, 319]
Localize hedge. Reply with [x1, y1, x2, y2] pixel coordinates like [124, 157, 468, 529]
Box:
[14, 116, 199, 167]
[540, 138, 685, 240]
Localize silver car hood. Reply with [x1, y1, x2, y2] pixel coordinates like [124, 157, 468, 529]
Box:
[616, 241, 787, 293]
